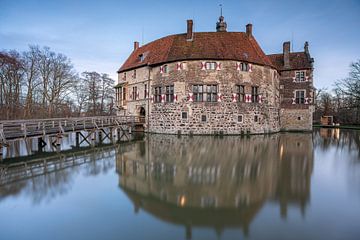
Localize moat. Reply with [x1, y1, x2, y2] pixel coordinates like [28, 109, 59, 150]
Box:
[1, 129, 360, 240]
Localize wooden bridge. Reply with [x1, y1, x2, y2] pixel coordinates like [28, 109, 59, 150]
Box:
[0, 115, 145, 160]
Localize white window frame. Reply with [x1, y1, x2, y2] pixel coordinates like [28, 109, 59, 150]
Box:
[205, 62, 216, 70]
[294, 89, 306, 104]
[295, 71, 305, 82]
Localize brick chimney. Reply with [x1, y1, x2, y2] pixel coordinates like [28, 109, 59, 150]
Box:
[186, 19, 193, 41]
[246, 23, 253, 36]
[134, 41, 139, 51]
[283, 41, 290, 68]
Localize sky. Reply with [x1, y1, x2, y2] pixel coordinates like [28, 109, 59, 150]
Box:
[0, 0, 359, 89]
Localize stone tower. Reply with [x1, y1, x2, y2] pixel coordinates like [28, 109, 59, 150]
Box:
[216, 15, 227, 32]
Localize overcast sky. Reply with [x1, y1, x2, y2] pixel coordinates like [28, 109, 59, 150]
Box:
[1, 0, 359, 89]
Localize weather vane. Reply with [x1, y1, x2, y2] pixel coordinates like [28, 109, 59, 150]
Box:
[219, 4, 223, 16]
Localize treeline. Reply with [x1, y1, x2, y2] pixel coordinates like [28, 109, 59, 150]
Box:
[315, 60, 360, 125]
[0, 46, 115, 120]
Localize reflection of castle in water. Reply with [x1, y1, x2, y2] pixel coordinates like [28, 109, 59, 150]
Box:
[116, 133, 314, 238]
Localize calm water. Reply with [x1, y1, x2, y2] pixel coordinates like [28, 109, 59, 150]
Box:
[1, 129, 360, 240]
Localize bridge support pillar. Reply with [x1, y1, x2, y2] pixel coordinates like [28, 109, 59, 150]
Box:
[117, 128, 121, 142]
[0, 143, 3, 162]
[75, 132, 80, 147]
[98, 131, 103, 144]
[38, 137, 46, 152]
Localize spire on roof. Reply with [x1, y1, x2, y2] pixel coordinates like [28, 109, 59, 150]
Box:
[216, 4, 227, 32]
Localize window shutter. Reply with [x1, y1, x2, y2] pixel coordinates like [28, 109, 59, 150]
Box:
[174, 94, 178, 103]
[201, 62, 206, 70]
[245, 94, 252, 103]
[248, 64, 253, 72]
[236, 62, 240, 71]
[160, 66, 164, 73]
[305, 97, 309, 104]
[232, 93, 237, 103]
[136, 91, 139, 100]
[176, 63, 182, 71]
[305, 76, 309, 82]
[216, 62, 221, 71]
[292, 98, 296, 104]
[258, 95, 263, 103]
[161, 94, 165, 103]
[151, 94, 154, 103]
[217, 93, 222, 102]
[188, 93, 193, 102]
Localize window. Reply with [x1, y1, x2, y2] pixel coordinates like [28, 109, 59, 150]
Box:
[298, 116, 302, 121]
[182, 112, 188, 119]
[123, 87, 126, 100]
[154, 86, 162, 103]
[193, 85, 203, 102]
[123, 72, 126, 80]
[236, 85, 245, 102]
[132, 86, 137, 100]
[254, 115, 259, 122]
[238, 115, 243, 122]
[201, 115, 207, 122]
[193, 84, 217, 102]
[205, 62, 216, 70]
[116, 87, 123, 106]
[144, 84, 147, 99]
[295, 71, 305, 82]
[165, 85, 174, 102]
[162, 65, 168, 73]
[240, 62, 249, 71]
[251, 86, 259, 103]
[133, 70, 136, 78]
[295, 90, 305, 104]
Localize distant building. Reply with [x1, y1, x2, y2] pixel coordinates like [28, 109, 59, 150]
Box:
[115, 16, 315, 135]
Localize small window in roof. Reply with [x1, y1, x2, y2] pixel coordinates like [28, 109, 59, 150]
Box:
[139, 54, 144, 62]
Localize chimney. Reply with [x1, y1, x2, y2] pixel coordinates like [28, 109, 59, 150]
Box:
[134, 41, 139, 51]
[283, 41, 290, 68]
[246, 23, 253, 36]
[186, 19, 193, 41]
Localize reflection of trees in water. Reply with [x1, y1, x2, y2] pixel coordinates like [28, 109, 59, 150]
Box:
[313, 128, 360, 197]
[314, 128, 360, 160]
[0, 147, 117, 204]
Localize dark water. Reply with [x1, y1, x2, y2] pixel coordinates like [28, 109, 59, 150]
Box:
[1, 129, 360, 240]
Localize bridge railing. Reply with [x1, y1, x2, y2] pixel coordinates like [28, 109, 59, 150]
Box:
[0, 115, 145, 143]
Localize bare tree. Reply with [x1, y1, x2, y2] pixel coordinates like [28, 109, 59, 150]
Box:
[0, 51, 24, 119]
[82, 71, 101, 116]
[335, 60, 360, 124]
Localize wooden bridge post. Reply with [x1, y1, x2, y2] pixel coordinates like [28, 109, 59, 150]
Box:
[109, 128, 113, 143]
[75, 132, 80, 147]
[98, 131, 103, 144]
[117, 128, 120, 142]
[38, 137, 46, 152]
[0, 143, 3, 162]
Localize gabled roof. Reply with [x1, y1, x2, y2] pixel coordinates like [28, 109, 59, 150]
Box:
[267, 52, 313, 71]
[118, 32, 275, 73]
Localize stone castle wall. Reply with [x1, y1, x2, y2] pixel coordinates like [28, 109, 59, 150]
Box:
[149, 60, 280, 135]
[117, 60, 314, 134]
[278, 69, 314, 131]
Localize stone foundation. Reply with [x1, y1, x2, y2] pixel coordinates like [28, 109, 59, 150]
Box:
[280, 108, 313, 131]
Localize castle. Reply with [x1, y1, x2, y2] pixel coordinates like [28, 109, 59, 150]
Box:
[115, 16, 315, 135]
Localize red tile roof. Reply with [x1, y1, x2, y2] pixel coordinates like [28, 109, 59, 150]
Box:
[118, 32, 275, 72]
[267, 52, 313, 71]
